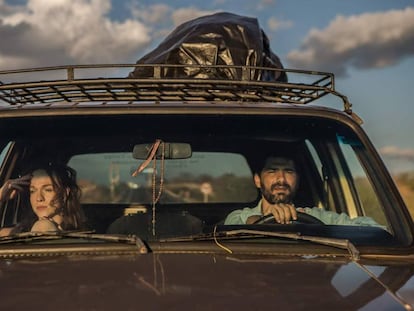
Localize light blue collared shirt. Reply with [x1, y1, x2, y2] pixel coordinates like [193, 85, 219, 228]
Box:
[224, 200, 381, 227]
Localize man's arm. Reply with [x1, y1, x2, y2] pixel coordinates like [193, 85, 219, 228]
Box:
[224, 202, 298, 225]
[224, 206, 262, 225]
[225, 204, 381, 226]
[301, 207, 381, 226]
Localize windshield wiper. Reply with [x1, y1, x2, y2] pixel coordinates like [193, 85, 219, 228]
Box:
[162, 229, 360, 260]
[227, 229, 359, 260]
[0, 231, 148, 253]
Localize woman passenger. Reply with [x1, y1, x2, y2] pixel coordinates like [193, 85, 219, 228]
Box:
[0, 163, 85, 236]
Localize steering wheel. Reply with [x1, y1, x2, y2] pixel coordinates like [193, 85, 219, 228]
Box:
[253, 211, 324, 225]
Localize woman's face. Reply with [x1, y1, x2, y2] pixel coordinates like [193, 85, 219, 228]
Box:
[30, 170, 60, 219]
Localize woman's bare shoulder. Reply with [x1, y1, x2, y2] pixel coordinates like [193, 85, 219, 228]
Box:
[31, 219, 59, 232]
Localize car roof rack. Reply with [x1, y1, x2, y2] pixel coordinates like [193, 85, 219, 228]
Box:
[0, 64, 352, 113]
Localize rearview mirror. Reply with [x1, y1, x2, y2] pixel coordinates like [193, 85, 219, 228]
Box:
[133, 142, 192, 159]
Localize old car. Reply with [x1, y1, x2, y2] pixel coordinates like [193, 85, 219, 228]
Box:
[0, 12, 413, 311]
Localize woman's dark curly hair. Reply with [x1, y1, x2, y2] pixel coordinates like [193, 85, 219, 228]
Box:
[13, 163, 85, 233]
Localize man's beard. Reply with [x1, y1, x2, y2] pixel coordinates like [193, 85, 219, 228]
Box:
[261, 182, 294, 204]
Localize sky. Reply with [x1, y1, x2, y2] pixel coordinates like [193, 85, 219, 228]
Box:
[1, 0, 413, 173]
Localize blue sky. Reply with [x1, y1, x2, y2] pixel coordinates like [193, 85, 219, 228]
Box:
[1, 0, 413, 173]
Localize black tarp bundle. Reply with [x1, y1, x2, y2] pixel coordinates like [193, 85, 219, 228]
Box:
[128, 12, 287, 82]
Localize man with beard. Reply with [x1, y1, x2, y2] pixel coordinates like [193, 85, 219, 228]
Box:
[224, 156, 380, 226]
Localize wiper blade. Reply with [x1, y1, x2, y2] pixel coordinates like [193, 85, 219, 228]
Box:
[0, 231, 61, 243]
[223, 229, 360, 260]
[0, 231, 148, 253]
[162, 229, 359, 261]
[63, 231, 148, 253]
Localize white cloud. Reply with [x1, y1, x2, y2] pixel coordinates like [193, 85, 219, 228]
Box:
[380, 146, 414, 162]
[256, 0, 275, 11]
[171, 7, 218, 27]
[0, 1, 222, 69]
[0, 0, 151, 69]
[267, 17, 293, 32]
[287, 7, 414, 76]
[130, 3, 170, 25]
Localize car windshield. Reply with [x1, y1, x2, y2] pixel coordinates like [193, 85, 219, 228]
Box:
[0, 113, 399, 247]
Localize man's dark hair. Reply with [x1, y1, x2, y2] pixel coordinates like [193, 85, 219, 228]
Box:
[249, 144, 302, 175]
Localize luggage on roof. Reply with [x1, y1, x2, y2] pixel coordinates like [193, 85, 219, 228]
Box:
[128, 12, 287, 82]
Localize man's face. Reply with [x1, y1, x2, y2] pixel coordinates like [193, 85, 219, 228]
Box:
[254, 157, 298, 204]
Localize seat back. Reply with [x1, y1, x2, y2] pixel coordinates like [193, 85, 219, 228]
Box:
[107, 211, 203, 240]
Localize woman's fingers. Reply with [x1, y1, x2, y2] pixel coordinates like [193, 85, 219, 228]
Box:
[0, 174, 32, 201]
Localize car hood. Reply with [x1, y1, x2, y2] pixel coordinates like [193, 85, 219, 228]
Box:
[0, 253, 413, 310]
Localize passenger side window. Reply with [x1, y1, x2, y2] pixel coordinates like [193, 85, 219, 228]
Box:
[337, 136, 388, 226]
[0, 141, 12, 169]
[306, 136, 387, 227]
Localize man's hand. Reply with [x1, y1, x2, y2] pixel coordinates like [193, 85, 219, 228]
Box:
[246, 215, 262, 224]
[262, 202, 297, 224]
[0, 175, 31, 202]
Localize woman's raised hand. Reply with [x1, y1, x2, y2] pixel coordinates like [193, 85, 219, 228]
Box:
[0, 175, 31, 202]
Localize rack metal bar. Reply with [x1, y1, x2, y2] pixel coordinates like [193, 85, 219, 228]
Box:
[0, 64, 351, 112]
